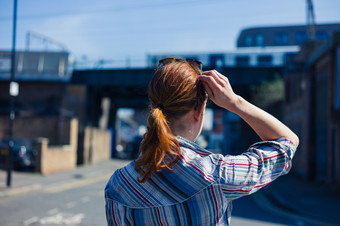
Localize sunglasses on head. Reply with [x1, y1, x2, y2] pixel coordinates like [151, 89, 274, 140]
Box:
[158, 58, 203, 73]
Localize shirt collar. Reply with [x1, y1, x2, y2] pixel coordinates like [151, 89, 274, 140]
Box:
[177, 136, 213, 156]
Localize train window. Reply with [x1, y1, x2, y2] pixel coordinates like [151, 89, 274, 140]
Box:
[258, 55, 272, 66]
[295, 31, 307, 45]
[209, 54, 225, 68]
[255, 34, 264, 47]
[275, 32, 288, 45]
[245, 35, 252, 47]
[316, 31, 328, 41]
[235, 56, 249, 67]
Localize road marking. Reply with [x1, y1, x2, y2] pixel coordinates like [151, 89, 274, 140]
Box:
[39, 213, 85, 225]
[24, 216, 39, 225]
[0, 184, 41, 198]
[44, 173, 111, 193]
[81, 196, 90, 203]
[66, 201, 76, 208]
[48, 208, 59, 215]
[44, 179, 75, 190]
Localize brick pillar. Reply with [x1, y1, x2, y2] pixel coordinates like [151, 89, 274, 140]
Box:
[35, 137, 49, 173]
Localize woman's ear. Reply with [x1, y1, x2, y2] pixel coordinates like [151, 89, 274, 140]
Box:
[194, 103, 205, 122]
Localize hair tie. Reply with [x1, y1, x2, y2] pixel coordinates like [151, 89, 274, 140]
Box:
[156, 104, 165, 112]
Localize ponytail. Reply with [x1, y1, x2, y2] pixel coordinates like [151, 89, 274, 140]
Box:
[134, 107, 181, 183]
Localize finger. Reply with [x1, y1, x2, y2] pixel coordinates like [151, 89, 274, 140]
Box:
[203, 70, 225, 87]
[204, 70, 229, 85]
[200, 80, 214, 98]
[208, 70, 229, 87]
[202, 70, 214, 75]
[199, 74, 221, 90]
[215, 71, 230, 84]
[200, 72, 224, 88]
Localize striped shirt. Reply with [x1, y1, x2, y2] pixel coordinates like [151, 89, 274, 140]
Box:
[105, 136, 296, 225]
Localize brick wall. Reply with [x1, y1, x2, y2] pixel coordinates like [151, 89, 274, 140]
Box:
[284, 71, 311, 178]
[0, 116, 71, 145]
[83, 126, 111, 165]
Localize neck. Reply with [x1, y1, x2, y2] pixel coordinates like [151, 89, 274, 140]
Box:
[172, 128, 197, 143]
[170, 111, 198, 142]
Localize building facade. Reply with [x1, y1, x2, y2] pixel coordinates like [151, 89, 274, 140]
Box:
[284, 34, 340, 188]
[148, 23, 340, 69]
[147, 46, 299, 69]
[237, 23, 340, 47]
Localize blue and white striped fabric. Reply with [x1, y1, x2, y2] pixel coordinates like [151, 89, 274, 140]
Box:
[105, 136, 296, 225]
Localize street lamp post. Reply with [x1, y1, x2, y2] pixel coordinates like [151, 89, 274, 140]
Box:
[7, 0, 18, 187]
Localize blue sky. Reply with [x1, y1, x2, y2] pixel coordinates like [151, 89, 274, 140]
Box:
[1, 0, 340, 68]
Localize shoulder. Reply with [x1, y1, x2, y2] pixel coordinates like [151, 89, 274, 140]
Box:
[105, 161, 135, 196]
[176, 137, 224, 182]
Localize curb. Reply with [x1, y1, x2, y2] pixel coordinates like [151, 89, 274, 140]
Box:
[0, 184, 42, 198]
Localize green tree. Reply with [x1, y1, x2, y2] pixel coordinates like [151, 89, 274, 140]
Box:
[252, 73, 284, 109]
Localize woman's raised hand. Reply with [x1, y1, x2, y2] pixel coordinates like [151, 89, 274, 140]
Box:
[199, 70, 239, 112]
[200, 70, 299, 146]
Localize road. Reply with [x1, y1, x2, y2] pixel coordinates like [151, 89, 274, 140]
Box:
[0, 163, 323, 226]
[232, 194, 311, 226]
[0, 175, 107, 226]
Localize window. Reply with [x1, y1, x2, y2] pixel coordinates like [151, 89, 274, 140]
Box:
[255, 34, 264, 47]
[275, 32, 288, 45]
[235, 56, 249, 67]
[209, 54, 224, 68]
[316, 31, 328, 41]
[257, 55, 272, 66]
[295, 31, 307, 45]
[244, 35, 252, 47]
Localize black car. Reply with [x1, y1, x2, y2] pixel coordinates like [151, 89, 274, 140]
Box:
[0, 138, 37, 170]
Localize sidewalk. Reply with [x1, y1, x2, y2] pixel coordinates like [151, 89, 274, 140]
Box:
[258, 173, 340, 226]
[0, 159, 131, 199]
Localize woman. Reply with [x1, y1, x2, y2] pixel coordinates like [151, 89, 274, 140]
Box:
[105, 58, 299, 225]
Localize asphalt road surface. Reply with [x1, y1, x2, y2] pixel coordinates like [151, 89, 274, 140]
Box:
[0, 175, 107, 226]
[0, 171, 323, 226]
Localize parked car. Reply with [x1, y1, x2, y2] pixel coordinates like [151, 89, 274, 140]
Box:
[0, 138, 37, 170]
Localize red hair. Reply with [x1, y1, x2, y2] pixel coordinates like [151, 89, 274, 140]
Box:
[134, 59, 207, 182]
